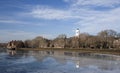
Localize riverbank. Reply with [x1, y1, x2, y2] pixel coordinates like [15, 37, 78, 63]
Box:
[18, 48, 120, 56]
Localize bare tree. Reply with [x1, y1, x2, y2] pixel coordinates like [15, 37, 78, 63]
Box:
[24, 40, 32, 48]
[98, 29, 117, 49]
[32, 36, 49, 48]
[52, 34, 67, 48]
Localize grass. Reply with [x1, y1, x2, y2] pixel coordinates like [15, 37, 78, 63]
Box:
[18, 48, 120, 56]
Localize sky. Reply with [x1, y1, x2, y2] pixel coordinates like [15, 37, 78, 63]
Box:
[0, 0, 120, 43]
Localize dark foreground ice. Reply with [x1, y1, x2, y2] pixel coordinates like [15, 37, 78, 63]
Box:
[0, 50, 120, 73]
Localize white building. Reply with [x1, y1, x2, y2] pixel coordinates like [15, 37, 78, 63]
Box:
[75, 28, 80, 37]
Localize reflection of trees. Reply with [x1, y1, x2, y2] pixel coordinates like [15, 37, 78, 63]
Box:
[31, 50, 120, 68]
[32, 50, 120, 61]
[31, 51, 67, 64]
[5, 50, 30, 60]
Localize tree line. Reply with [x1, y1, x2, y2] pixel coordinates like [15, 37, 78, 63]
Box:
[7, 29, 120, 49]
[0, 43, 7, 48]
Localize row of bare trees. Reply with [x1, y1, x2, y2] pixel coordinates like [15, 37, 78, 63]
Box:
[23, 29, 120, 49]
[7, 29, 120, 49]
[0, 43, 7, 48]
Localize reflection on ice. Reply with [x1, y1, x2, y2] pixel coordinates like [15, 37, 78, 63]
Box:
[0, 50, 120, 73]
[76, 61, 80, 68]
[13, 56, 36, 64]
[31, 51, 120, 71]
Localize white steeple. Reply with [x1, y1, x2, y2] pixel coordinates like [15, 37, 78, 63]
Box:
[75, 28, 80, 37]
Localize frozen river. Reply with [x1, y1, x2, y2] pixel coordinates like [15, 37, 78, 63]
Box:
[0, 50, 120, 73]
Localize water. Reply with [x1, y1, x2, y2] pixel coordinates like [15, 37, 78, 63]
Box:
[0, 50, 120, 73]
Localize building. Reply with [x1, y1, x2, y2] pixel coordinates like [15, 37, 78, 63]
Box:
[113, 39, 120, 49]
[75, 28, 80, 37]
[7, 41, 16, 50]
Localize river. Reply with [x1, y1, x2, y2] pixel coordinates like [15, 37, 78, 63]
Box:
[0, 49, 120, 73]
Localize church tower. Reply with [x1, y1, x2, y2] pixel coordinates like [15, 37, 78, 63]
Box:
[75, 28, 80, 37]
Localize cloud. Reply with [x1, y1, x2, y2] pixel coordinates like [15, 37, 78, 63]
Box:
[0, 30, 35, 42]
[0, 19, 28, 24]
[29, 6, 80, 20]
[64, 0, 120, 8]
[1, 0, 119, 38]
[62, 0, 120, 34]
[0, 19, 48, 26]
[74, 7, 120, 34]
[25, 2, 120, 34]
[0, 30, 53, 43]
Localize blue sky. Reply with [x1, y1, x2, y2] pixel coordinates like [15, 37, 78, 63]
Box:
[0, 0, 120, 42]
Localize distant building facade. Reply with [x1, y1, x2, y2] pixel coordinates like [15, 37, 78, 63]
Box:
[113, 39, 120, 49]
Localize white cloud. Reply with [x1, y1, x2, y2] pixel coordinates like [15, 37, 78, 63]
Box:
[62, 0, 120, 34]
[0, 19, 48, 26]
[1, 0, 120, 42]
[74, 7, 120, 34]
[19, 0, 120, 35]
[0, 30, 35, 42]
[64, 0, 120, 8]
[0, 30, 53, 43]
[27, 3, 120, 34]
[29, 6, 80, 20]
[0, 19, 27, 24]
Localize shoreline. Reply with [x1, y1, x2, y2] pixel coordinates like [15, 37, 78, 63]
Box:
[18, 48, 120, 56]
